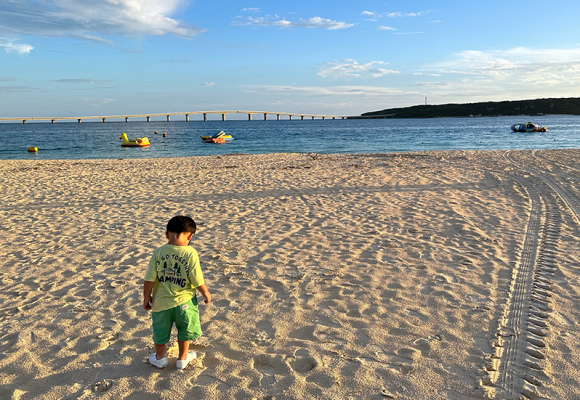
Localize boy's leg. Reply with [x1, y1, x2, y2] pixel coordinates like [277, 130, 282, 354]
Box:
[155, 343, 166, 359]
[178, 340, 190, 360]
[151, 309, 172, 359]
[175, 298, 202, 360]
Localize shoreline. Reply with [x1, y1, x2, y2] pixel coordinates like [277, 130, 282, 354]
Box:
[3, 145, 580, 163]
[2, 149, 580, 399]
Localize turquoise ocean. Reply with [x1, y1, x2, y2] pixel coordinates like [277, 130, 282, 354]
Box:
[0, 115, 579, 160]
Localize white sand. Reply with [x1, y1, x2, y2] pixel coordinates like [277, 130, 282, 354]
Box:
[1, 150, 580, 400]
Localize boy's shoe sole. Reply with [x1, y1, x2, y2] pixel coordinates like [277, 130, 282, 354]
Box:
[176, 351, 197, 370]
[149, 353, 168, 368]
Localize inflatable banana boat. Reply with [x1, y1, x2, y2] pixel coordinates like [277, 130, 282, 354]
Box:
[120, 132, 150, 147]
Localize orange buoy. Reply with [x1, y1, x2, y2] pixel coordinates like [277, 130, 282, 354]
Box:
[163, 132, 167, 137]
[28, 147, 38, 152]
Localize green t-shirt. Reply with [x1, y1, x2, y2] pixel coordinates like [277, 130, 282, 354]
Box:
[144, 244, 205, 312]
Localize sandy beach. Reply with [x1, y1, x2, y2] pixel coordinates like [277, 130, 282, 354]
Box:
[1, 149, 580, 400]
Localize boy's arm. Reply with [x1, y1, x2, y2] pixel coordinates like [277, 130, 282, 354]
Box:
[196, 284, 211, 304]
[143, 280, 155, 310]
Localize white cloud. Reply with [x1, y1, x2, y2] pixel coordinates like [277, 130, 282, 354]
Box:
[361, 11, 381, 20]
[318, 60, 399, 79]
[403, 46, 580, 103]
[0, 0, 205, 44]
[250, 84, 412, 98]
[80, 97, 116, 106]
[378, 26, 397, 31]
[432, 47, 580, 85]
[163, 58, 193, 63]
[78, 35, 117, 46]
[233, 16, 354, 30]
[51, 78, 112, 84]
[241, 8, 261, 13]
[0, 40, 33, 54]
[361, 10, 431, 19]
[385, 11, 430, 18]
[201, 82, 215, 86]
[0, 85, 43, 92]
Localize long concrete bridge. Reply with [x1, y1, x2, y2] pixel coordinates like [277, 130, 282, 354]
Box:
[0, 111, 351, 124]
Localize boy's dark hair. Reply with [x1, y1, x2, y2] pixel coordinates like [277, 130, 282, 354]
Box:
[167, 215, 197, 235]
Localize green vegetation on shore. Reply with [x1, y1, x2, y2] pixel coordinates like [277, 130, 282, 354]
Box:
[354, 97, 580, 119]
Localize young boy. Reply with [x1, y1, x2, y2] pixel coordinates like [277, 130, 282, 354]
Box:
[143, 215, 211, 369]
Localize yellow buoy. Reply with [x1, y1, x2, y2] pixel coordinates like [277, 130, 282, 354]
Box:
[28, 147, 38, 152]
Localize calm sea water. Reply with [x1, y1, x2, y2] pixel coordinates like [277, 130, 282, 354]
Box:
[0, 115, 579, 160]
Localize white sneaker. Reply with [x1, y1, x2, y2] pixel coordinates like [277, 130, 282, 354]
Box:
[149, 353, 168, 368]
[176, 351, 197, 370]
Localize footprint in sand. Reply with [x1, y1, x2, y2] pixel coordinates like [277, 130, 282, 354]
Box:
[434, 274, 457, 284]
[96, 320, 119, 341]
[253, 357, 276, 385]
[93, 380, 112, 393]
[96, 331, 119, 341]
[419, 283, 433, 295]
[378, 347, 419, 375]
[102, 319, 116, 328]
[396, 347, 421, 361]
[412, 338, 431, 355]
[292, 348, 317, 373]
[253, 320, 275, 345]
[315, 329, 347, 345]
[193, 375, 232, 392]
[406, 308, 429, 323]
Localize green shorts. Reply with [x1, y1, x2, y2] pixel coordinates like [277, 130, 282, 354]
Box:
[151, 297, 202, 344]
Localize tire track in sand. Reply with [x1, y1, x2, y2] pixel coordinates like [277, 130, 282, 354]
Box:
[532, 149, 580, 176]
[484, 151, 563, 399]
[530, 150, 580, 225]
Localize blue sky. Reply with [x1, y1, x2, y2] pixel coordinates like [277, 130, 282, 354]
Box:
[1, 0, 580, 118]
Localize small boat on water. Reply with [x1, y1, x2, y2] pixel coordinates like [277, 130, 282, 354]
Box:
[201, 131, 233, 143]
[511, 122, 548, 132]
[119, 132, 150, 147]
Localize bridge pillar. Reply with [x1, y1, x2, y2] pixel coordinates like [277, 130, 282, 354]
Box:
[277, 114, 280, 121]
[185, 114, 189, 122]
[248, 114, 252, 121]
[312, 116, 315, 120]
[102, 118, 106, 123]
[147, 116, 150, 122]
[23, 120, 26, 124]
[222, 113, 226, 121]
[166, 115, 170, 122]
[289, 115, 292, 120]
[342, 117, 345, 120]
[125, 117, 129, 123]
[264, 113, 267, 121]
[322, 117, 325, 120]
[332, 117, 335, 120]
[78, 119, 82, 123]
[301, 116, 304, 120]
[51, 119, 55, 124]
[203, 113, 207, 121]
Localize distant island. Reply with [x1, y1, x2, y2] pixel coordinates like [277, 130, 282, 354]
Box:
[351, 97, 580, 119]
